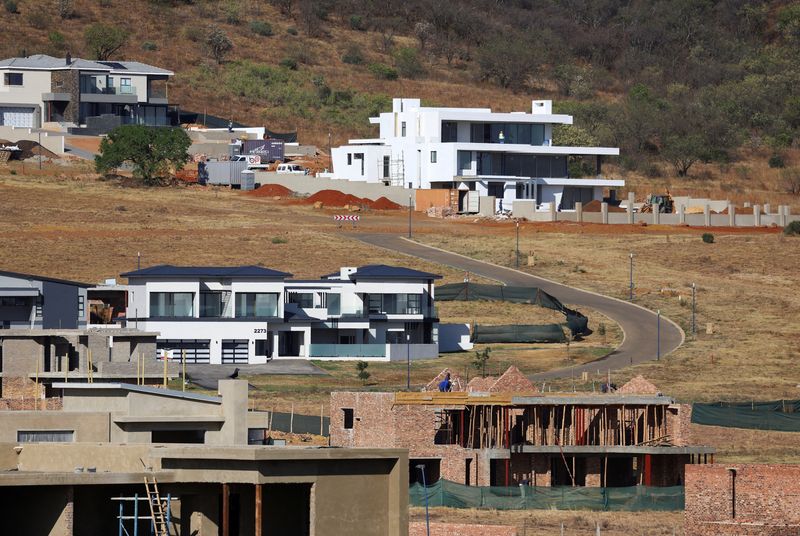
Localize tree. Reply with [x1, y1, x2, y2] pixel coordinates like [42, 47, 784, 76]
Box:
[413, 21, 434, 51]
[472, 347, 491, 378]
[206, 26, 233, 64]
[84, 24, 128, 61]
[393, 47, 424, 79]
[269, 0, 292, 16]
[57, 0, 73, 19]
[95, 126, 191, 185]
[355, 361, 370, 385]
[477, 34, 536, 90]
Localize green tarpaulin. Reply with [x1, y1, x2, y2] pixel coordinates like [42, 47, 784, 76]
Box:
[437, 283, 589, 337]
[409, 479, 684, 511]
[472, 324, 567, 343]
[691, 399, 800, 432]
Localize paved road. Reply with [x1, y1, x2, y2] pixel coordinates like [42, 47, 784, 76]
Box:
[64, 144, 96, 161]
[186, 361, 328, 390]
[354, 234, 684, 380]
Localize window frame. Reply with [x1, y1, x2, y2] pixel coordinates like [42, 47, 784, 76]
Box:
[343, 408, 354, 429]
[235, 292, 279, 318]
[4, 73, 23, 86]
[430, 151, 437, 164]
[150, 292, 194, 318]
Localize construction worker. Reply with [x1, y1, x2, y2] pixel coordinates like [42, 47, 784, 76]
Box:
[438, 372, 452, 392]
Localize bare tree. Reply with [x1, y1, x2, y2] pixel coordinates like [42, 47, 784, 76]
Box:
[206, 26, 233, 64]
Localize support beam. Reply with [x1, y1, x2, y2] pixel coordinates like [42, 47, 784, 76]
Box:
[222, 483, 230, 536]
[255, 484, 263, 536]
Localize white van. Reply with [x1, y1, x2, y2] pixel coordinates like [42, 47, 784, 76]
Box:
[276, 163, 307, 174]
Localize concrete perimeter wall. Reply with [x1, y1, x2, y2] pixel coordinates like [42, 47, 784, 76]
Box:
[254, 171, 416, 206]
[0, 126, 64, 154]
[685, 464, 800, 536]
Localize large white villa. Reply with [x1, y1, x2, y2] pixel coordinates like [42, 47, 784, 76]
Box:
[327, 98, 623, 212]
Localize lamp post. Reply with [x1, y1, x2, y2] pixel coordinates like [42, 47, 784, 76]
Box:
[37, 129, 42, 170]
[515, 221, 520, 268]
[691, 283, 696, 336]
[629, 253, 634, 301]
[408, 195, 412, 239]
[657, 309, 661, 360]
[416, 464, 431, 536]
[406, 332, 411, 390]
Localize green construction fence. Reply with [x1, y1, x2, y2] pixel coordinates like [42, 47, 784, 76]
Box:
[409, 480, 684, 511]
[691, 399, 800, 432]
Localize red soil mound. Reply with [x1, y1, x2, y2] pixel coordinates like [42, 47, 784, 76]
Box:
[583, 199, 627, 213]
[304, 190, 367, 207]
[371, 196, 402, 210]
[249, 184, 294, 197]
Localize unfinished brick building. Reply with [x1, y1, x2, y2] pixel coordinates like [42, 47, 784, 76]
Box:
[685, 464, 800, 536]
[331, 372, 714, 487]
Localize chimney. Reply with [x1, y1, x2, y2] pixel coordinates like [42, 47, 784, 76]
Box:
[65, 53, 72, 66]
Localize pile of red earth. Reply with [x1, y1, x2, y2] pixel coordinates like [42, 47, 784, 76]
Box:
[582, 199, 627, 213]
[297, 190, 403, 210]
[0, 139, 60, 160]
[249, 184, 294, 197]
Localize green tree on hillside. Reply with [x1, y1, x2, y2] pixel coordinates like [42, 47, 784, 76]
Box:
[206, 26, 233, 64]
[95, 126, 191, 185]
[84, 23, 128, 60]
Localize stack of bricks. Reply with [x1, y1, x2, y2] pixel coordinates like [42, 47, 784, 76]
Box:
[685, 464, 800, 536]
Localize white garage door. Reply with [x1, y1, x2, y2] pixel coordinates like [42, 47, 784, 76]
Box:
[0, 106, 35, 127]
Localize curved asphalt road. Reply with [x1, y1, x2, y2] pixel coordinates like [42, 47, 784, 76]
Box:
[354, 233, 684, 380]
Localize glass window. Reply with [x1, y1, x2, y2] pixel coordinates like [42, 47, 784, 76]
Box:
[4, 73, 23, 86]
[457, 150, 472, 175]
[255, 339, 271, 356]
[200, 292, 222, 317]
[328, 293, 341, 315]
[368, 294, 382, 313]
[354, 153, 364, 175]
[78, 295, 85, 319]
[490, 123, 504, 143]
[347, 153, 352, 165]
[17, 430, 74, 443]
[441, 121, 458, 142]
[518, 124, 532, 145]
[235, 293, 278, 317]
[430, 151, 437, 164]
[401, 121, 407, 136]
[383, 155, 390, 178]
[343, 408, 354, 429]
[289, 292, 314, 308]
[407, 294, 422, 314]
[536, 156, 551, 177]
[120, 78, 132, 94]
[532, 124, 545, 145]
[150, 292, 193, 318]
[504, 124, 518, 144]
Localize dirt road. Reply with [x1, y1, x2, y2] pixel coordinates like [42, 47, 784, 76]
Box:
[354, 233, 684, 381]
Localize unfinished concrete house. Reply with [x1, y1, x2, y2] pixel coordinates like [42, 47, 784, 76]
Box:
[331, 372, 714, 487]
[0, 380, 408, 535]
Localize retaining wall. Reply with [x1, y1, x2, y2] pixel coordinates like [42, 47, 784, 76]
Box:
[254, 171, 416, 206]
[0, 126, 64, 155]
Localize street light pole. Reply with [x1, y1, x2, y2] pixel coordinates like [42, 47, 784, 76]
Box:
[408, 195, 412, 239]
[515, 221, 520, 268]
[416, 465, 431, 536]
[657, 309, 661, 360]
[38, 130, 42, 170]
[691, 283, 696, 335]
[406, 333, 411, 390]
[629, 253, 634, 301]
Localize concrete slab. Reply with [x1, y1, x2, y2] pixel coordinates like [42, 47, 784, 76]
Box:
[186, 361, 328, 389]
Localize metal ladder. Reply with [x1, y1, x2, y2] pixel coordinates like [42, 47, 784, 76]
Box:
[144, 477, 169, 536]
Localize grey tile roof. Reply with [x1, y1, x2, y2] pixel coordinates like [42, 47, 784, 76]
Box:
[121, 265, 292, 278]
[0, 55, 172, 75]
[0, 269, 92, 287]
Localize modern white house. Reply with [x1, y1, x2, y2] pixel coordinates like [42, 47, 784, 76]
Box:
[0, 54, 172, 129]
[118, 264, 441, 364]
[327, 98, 624, 212]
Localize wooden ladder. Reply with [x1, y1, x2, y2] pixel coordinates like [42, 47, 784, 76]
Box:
[144, 477, 169, 536]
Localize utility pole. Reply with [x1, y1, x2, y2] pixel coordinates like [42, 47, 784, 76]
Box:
[629, 253, 634, 301]
[406, 333, 411, 390]
[515, 221, 520, 268]
[37, 130, 42, 170]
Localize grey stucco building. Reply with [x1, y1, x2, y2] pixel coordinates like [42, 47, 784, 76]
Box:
[0, 269, 90, 330]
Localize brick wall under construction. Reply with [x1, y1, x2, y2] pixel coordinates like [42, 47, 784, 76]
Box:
[685, 464, 800, 536]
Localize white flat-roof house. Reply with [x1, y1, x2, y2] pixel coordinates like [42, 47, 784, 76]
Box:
[0, 54, 172, 129]
[328, 98, 623, 212]
[119, 264, 441, 364]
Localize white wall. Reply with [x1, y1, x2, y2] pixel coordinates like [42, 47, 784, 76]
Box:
[0, 70, 51, 101]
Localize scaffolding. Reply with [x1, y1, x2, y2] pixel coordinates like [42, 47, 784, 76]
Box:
[112, 478, 173, 536]
[389, 153, 405, 187]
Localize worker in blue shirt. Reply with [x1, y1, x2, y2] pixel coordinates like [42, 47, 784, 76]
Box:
[438, 372, 452, 392]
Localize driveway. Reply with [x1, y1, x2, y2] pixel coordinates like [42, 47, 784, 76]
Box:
[353, 234, 684, 381]
[186, 360, 328, 390]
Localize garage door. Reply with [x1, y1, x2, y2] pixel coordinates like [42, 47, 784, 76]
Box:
[0, 106, 35, 127]
[222, 339, 249, 364]
[156, 339, 211, 364]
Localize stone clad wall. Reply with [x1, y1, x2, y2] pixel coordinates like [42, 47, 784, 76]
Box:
[685, 464, 800, 536]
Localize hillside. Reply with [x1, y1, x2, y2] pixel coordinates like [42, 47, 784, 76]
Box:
[2, 0, 800, 200]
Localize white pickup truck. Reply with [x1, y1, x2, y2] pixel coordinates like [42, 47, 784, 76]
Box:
[230, 154, 271, 170]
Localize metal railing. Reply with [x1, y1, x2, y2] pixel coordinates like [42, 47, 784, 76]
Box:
[308, 343, 386, 358]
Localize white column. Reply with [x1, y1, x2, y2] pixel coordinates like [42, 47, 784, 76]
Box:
[601, 202, 608, 224]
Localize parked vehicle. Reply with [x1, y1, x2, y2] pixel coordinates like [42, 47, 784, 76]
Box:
[231, 154, 270, 170]
[276, 163, 307, 174]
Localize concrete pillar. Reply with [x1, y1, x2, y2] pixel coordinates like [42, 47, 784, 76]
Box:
[704, 204, 711, 227]
[627, 192, 635, 224]
[753, 204, 761, 226]
[601, 202, 608, 224]
[764, 203, 771, 215]
[678, 204, 685, 225]
[575, 201, 583, 223]
[728, 204, 736, 227]
[216, 380, 248, 445]
[652, 206, 660, 225]
[779, 205, 787, 227]
[549, 202, 556, 222]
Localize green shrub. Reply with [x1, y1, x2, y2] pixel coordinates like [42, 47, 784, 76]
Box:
[142, 41, 158, 51]
[3, 0, 17, 14]
[280, 57, 298, 70]
[393, 46, 424, 79]
[368, 63, 398, 80]
[48, 31, 67, 54]
[702, 233, 714, 244]
[784, 221, 800, 236]
[348, 14, 364, 30]
[271, 236, 288, 244]
[249, 20, 273, 36]
[769, 154, 786, 168]
[225, 3, 241, 25]
[341, 44, 364, 65]
[181, 26, 199, 42]
[286, 26, 298, 35]
[9, 169, 16, 175]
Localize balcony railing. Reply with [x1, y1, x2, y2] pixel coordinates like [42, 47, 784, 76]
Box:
[308, 344, 386, 358]
[81, 85, 136, 95]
